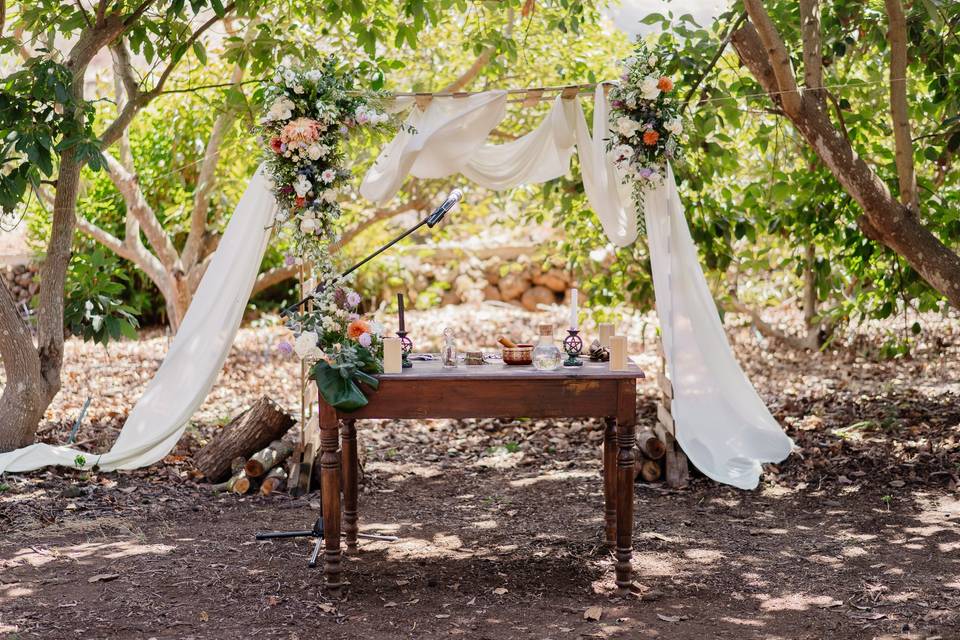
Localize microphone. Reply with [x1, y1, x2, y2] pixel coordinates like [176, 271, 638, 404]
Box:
[426, 188, 463, 227]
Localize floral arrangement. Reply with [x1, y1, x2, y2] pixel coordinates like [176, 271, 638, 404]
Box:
[607, 41, 683, 232]
[259, 56, 394, 411]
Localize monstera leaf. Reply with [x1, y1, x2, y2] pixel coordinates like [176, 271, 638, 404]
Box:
[311, 359, 380, 412]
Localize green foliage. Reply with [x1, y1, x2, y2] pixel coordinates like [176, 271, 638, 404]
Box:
[64, 249, 140, 344]
[0, 47, 102, 213]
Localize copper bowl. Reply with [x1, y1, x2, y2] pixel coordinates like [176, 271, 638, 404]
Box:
[502, 344, 533, 365]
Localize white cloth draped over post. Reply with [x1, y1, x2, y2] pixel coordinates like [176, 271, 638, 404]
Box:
[0, 167, 277, 473]
[0, 83, 792, 489]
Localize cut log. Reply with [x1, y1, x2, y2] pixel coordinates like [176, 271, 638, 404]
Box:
[193, 397, 294, 481]
[260, 467, 289, 496]
[244, 440, 295, 478]
[657, 402, 675, 436]
[228, 470, 257, 495]
[636, 429, 666, 460]
[634, 454, 662, 483]
[209, 457, 249, 492]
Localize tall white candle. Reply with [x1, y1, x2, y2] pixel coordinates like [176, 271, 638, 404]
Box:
[569, 288, 578, 330]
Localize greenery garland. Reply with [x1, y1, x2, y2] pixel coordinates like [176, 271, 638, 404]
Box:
[607, 41, 684, 234]
[257, 56, 394, 410]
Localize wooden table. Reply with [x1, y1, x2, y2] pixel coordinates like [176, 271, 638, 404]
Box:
[317, 359, 646, 594]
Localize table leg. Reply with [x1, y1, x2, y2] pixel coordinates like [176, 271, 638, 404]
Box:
[320, 403, 342, 593]
[615, 381, 637, 594]
[341, 419, 359, 556]
[603, 417, 617, 549]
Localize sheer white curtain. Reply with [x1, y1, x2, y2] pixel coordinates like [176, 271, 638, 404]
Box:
[0, 167, 278, 473]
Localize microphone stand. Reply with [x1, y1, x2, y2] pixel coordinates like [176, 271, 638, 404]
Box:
[281, 204, 449, 317]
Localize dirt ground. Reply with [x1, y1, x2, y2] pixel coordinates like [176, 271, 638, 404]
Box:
[2, 307, 960, 639]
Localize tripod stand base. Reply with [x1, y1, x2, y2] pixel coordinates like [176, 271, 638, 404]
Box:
[256, 517, 398, 567]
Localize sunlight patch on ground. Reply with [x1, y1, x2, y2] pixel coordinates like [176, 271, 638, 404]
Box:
[683, 548, 723, 564]
[509, 469, 595, 488]
[468, 519, 499, 530]
[8, 540, 174, 568]
[720, 616, 763, 627]
[757, 593, 842, 611]
[381, 532, 475, 561]
[367, 460, 443, 479]
[632, 551, 682, 577]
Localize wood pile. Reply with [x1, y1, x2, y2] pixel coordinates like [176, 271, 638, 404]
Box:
[195, 397, 297, 496]
[634, 339, 690, 488]
[1, 264, 39, 305]
[385, 253, 577, 311]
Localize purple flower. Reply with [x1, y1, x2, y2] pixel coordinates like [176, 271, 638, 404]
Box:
[348, 312, 360, 321]
[276, 341, 293, 355]
[639, 167, 654, 179]
[612, 99, 625, 108]
[346, 291, 361, 308]
[284, 254, 296, 267]
[358, 332, 372, 348]
[280, 143, 288, 152]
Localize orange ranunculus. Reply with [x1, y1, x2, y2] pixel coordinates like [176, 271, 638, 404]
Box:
[643, 130, 660, 146]
[657, 76, 674, 92]
[295, 196, 306, 208]
[347, 319, 370, 340]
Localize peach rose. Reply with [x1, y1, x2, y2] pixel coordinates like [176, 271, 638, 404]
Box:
[657, 77, 674, 92]
[347, 319, 370, 340]
[643, 130, 660, 146]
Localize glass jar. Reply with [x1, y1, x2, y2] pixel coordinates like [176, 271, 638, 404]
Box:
[532, 323, 562, 371]
[441, 327, 458, 367]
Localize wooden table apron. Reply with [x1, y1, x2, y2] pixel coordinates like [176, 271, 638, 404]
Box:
[316, 360, 645, 594]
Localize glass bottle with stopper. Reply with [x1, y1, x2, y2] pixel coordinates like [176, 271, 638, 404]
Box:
[441, 327, 458, 367]
[532, 323, 562, 371]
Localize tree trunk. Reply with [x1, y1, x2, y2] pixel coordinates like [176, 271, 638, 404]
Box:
[0, 281, 45, 450]
[732, 22, 960, 308]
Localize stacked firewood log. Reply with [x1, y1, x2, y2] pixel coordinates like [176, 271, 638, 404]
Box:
[195, 397, 296, 496]
[633, 339, 690, 488]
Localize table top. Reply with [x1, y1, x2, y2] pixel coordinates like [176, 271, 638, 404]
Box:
[376, 357, 645, 381]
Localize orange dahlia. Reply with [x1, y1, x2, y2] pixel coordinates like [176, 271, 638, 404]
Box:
[657, 77, 674, 92]
[643, 130, 660, 146]
[347, 319, 370, 340]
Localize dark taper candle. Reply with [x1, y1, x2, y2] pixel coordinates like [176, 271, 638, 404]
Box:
[397, 293, 405, 332]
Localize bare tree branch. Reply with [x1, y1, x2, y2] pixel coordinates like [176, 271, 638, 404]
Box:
[742, 0, 802, 116]
[101, 150, 181, 271]
[251, 264, 300, 295]
[723, 295, 810, 350]
[331, 196, 429, 253]
[884, 0, 919, 213]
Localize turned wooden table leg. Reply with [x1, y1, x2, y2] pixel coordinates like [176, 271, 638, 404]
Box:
[319, 403, 343, 593]
[341, 419, 359, 556]
[603, 417, 617, 549]
[615, 380, 637, 594]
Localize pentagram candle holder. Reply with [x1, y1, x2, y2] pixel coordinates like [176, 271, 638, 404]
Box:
[563, 329, 584, 367]
[396, 331, 413, 368]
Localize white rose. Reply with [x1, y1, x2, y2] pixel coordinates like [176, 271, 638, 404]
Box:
[321, 188, 338, 203]
[616, 117, 642, 138]
[293, 174, 312, 197]
[648, 55, 658, 67]
[307, 144, 323, 161]
[294, 331, 323, 362]
[305, 70, 322, 83]
[300, 217, 317, 234]
[266, 96, 295, 121]
[640, 76, 661, 101]
[664, 117, 683, 136]
[613, 144, 634, 162]
[294, 85, 305, 94]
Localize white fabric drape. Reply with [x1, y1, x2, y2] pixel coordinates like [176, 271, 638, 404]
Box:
[644, 165, 794, 489]
[0, 166, 277, 473]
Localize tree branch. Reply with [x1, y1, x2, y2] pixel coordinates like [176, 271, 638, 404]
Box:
[101, 150, 181, 271]
[799, 0, 824, 106]
[681, 10, 747, 113]
[440, 8, 514, 92]
[884, 0, 919, 213]
[330, 196, 429, 253]
[182, 16, 256, 270]
[742, 0, 802, 116]
[251, 264, 299, 295]
[723, 295, 810, 350]
[100, 3, 235, 148]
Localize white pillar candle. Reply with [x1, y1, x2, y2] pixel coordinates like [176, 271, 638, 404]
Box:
[382, 337, 402, 374]
[598, 323, 614, 349]
[610, 335, 627, 371]
[569, 288, 578, 330]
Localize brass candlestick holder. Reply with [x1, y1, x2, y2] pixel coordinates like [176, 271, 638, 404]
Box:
[563, 329, 583, 367]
